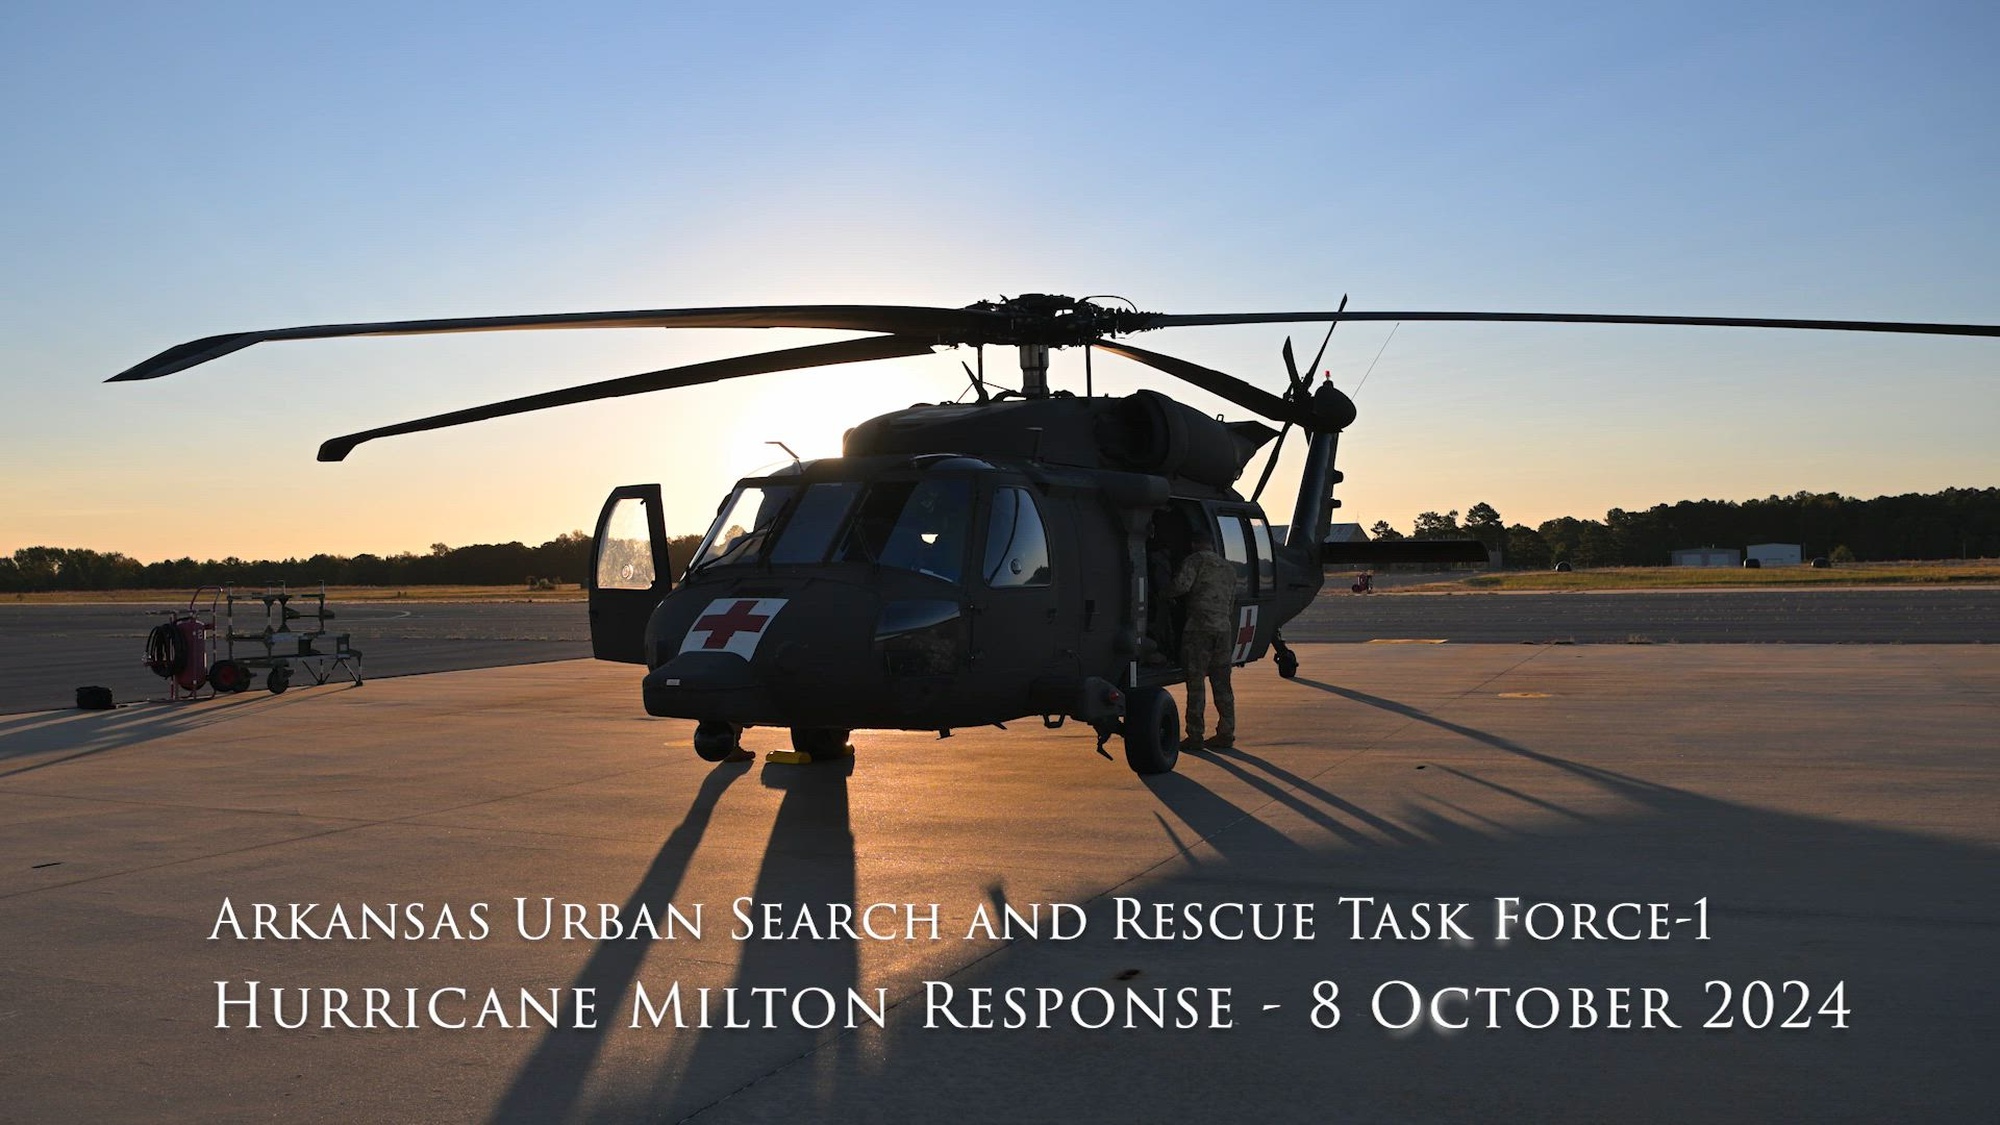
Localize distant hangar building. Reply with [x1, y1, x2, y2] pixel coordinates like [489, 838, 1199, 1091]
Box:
[1325, 523, 1369, 543]
[1670, 547, 1741, 567]
[1270, 522, 1369, 546]
[1746, 543, 1804, 566]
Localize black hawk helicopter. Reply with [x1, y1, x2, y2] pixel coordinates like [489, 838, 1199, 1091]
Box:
[111, 294, 1999, 773]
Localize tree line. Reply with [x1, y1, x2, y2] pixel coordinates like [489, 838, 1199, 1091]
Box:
[4, 487, 1994, 591]
[1368, 488, 1999, 568]
[0, 532, 703, 593]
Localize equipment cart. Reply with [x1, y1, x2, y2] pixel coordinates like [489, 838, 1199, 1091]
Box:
[207, 584, 363, 694]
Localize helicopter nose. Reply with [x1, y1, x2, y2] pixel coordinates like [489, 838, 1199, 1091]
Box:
[642, 650, 766, 719]
[640, 584, 884, 723]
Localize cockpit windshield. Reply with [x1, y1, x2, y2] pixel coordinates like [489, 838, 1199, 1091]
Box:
[834, 478, 972, 582]
[770, 482, 862, 564]
[690, 484, 798, 571]
[689, 475, 974, 583]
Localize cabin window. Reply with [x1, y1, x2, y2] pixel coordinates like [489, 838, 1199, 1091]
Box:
[835, 477, 973, 583]
[1250, 516, 1276, 595]
[770, 482, 862, 564]
[983, 487, 1052, 588]
[1217, 515, 1251, 597]
[690, 485, 798, 572]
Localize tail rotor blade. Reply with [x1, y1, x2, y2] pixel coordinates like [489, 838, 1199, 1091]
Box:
[1250, 420, 1292, 503]
[1299, 294, 1347, 392]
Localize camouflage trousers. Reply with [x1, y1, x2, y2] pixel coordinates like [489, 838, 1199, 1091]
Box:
[1180, 626, 1235, 742]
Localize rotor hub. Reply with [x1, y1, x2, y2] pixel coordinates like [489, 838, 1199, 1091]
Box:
[960, 294, 1159, 347]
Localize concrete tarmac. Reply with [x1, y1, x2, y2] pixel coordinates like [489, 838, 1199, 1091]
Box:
[1289, 586, 2000, 644]
[0, 601, 592, 715]
[4, 587, 1994, 714]
[1, 645, 1993, 1123]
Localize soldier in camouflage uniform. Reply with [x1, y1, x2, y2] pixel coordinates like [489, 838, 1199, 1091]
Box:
[1167, 528, 1238, 751]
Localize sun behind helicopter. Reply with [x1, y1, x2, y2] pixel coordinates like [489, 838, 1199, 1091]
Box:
[110, 292, 1999, 774]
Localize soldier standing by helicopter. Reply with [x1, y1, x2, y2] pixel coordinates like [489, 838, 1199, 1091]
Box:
[1167, 527, 1238, 752]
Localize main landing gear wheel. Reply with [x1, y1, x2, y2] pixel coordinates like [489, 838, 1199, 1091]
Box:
[692, 721, 743, 762]
[1121, 686, 1180, 775]
[266, 663, 292, 695]
[1272, 634, 1299, 680]
[790, 727, 854, 761]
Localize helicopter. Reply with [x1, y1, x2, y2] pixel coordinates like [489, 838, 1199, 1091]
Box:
[110, 293, 1999, 774]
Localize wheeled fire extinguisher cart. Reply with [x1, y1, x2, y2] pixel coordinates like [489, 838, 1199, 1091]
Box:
[143, 587, 221, 701]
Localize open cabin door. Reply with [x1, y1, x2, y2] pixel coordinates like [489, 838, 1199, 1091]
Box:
[588, 484, 670, 664]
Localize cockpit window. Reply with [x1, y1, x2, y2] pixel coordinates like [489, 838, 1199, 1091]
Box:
[770, 482, 862, 564]
[983, 486, 1052, 587]
[690, 485, 798, 572]
[834, 477, 972, 583]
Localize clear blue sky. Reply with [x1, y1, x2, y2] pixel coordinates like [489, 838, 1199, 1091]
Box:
[2, 1, 1994, 559]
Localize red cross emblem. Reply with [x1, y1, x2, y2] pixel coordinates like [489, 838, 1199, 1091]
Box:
[695, 600, 771, 648]
[680, 597, 787, 659]
[1231, 605, 1259, 663]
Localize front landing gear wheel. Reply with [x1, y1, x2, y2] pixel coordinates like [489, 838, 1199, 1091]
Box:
[790, 727, 853, 761]
[693, 721, 743, 762]
[1121, 686, 1180, 775]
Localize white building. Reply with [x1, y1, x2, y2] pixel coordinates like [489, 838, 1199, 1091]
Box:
[1746, 543, 1804, 566]
[1670, 547, 1741, 567]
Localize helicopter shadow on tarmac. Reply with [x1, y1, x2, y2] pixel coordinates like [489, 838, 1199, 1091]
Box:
[619, 682, 1994, 1123]
[1130, 670, 1583, 863]
[632, 759, 863, 1121]
[486, 763, 754, 1123]
[488, 756, 863, 1125]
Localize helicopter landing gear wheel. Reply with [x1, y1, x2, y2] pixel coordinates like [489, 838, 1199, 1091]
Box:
[790, 727, 853, 761]
[266, 663, 292, 695]
[1121, 686, 1180, 775]
[693, 721, 743, 762]
[1271, 633, 1299, 679]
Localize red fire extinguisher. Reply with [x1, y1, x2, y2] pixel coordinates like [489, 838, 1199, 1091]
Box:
[144, 615, 210, 692]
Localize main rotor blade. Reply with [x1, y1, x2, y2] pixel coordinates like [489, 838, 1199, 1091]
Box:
[1142, 310, 2000, 337]
[316, 334, 936, 462]
[111, 304, 996, 382]
[1091, 340, 1307, 427]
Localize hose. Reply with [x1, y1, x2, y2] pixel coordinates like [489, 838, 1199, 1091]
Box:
[145, 620, 188, 678]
